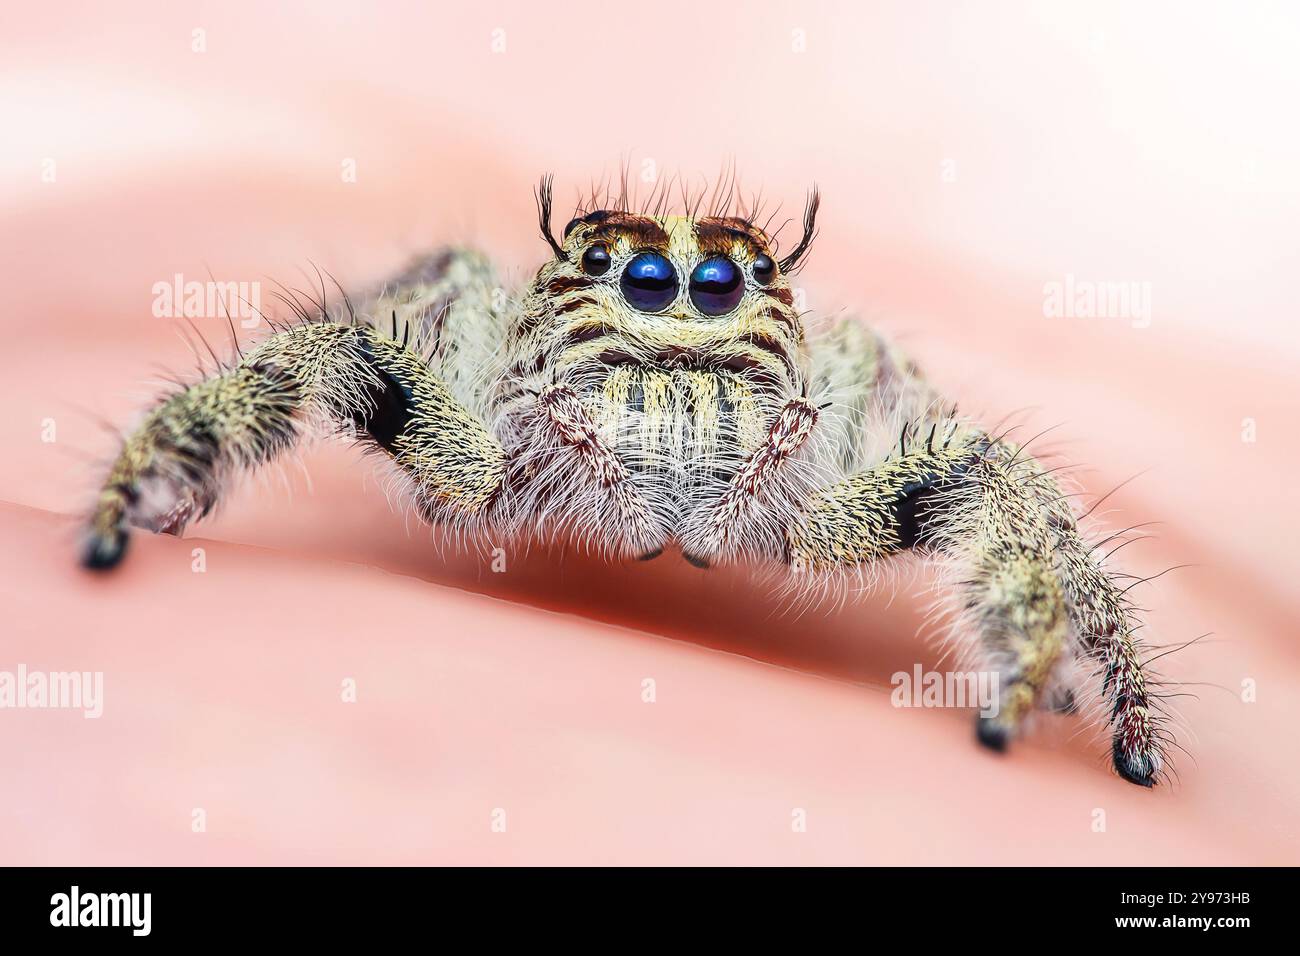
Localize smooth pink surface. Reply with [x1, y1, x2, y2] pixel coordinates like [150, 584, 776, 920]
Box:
[2, 1, 1298, 864]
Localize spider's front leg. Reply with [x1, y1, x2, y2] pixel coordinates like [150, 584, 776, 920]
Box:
[84, 321, 507, 568]
[783, 422, 1167, 787]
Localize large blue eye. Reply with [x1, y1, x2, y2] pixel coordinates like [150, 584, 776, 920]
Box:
[689, 256, 744, 316]
[620, 252, 678, 312]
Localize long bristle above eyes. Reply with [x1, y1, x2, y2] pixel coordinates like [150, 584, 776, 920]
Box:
[777, 188, 820, 274]
[556, 166, 807, 254]
[535, 173, 568, 261]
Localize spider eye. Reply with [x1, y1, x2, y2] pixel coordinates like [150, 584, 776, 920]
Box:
[620, 252, 678, 312]
[689, 256, 744, 316]
[752, 254, 776, 285]
[581, 244, 612, 276]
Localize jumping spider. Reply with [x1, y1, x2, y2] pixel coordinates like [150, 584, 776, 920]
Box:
[83, 177, 1171, 787]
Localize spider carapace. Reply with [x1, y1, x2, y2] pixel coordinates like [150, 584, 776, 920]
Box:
[83, 177, 1171, 787]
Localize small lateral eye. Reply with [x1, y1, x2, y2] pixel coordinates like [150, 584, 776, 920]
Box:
[752, 254, 776, 285]
[563, 217, 584, 239]
[689, 256, 744, 316]
[581, 244, 612, 276]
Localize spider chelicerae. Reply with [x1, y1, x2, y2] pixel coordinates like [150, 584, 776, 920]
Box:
[83, 176, 1173, 787]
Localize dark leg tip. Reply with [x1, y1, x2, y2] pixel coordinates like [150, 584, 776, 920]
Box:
[636, 547, 663, 562]
[81, 530, 128, 571]
[682, 551, 711, 569]
[975, 717, 1010, 753]
[1112, 741, 1156, 788]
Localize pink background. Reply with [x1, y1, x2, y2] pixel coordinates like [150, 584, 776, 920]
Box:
[2, 1, 1298, 864]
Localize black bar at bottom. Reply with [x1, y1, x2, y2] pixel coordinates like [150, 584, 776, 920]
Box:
[0, 865, 1283, 941]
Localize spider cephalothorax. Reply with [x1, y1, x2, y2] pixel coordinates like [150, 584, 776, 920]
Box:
[524, 181, 816, 418]
[530, 208, 807, 393]
[82, 176, 1175, 788]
